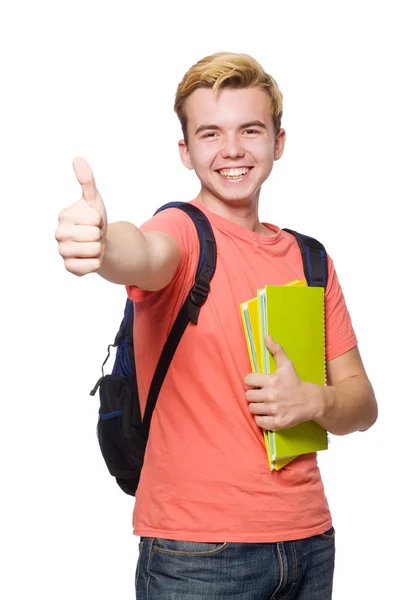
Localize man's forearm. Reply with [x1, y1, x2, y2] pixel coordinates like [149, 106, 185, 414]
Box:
[308, 375, 378, 435]
[98, 221, 151, 285]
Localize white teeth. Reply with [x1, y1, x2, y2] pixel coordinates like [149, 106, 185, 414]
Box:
[219, 167, 250, 178]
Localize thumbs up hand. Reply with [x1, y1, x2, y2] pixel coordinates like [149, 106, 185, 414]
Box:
[55, 157, 108, 276]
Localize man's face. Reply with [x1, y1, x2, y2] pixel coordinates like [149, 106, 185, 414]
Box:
[179, 87, 285, 207]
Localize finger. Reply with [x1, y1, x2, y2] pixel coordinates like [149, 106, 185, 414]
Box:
[56, 225, 102, 243]
[254, 415, 280, 431]
[264, 335, 279, 354]
[58, 241, 102, 259]
[64, 258, 101, 276]
[265, 335, 288, 366]
[72, 157, 98, 205]
[244, 372, 272, 387]
[58, 204, 103, 228]
[245, 387, 273, 402]
[248, 402, 274, 415]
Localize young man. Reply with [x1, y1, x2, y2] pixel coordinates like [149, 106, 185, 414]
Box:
[55, 52, 377, 599]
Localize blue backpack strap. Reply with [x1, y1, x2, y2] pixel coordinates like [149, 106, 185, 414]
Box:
[140, 202, 217, 438]
[90, 201, 216, 405]
[282, 228, 328, 288]
[154, 202, 217, 323]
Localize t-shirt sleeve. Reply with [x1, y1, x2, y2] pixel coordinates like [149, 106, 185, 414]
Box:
[324, 254, 358, 361]
[125, 207, 198, 303]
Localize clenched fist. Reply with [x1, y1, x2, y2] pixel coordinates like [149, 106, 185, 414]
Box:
[55, 157, 108, 276]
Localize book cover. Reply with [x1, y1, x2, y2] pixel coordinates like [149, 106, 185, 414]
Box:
[257, 285, 328, 465]
[240, 280, 306, 471]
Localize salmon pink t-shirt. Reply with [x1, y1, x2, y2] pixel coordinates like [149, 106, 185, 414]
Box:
[126, 199, 357, 543]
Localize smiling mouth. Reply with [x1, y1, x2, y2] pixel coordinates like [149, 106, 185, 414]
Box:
[216, 167, 253, 181]
[217, 167, 252, 178]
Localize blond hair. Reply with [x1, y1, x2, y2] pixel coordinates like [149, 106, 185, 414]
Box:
[174, 52, 283, 143]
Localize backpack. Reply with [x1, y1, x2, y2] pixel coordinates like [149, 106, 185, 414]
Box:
[90, 202, 328, 496]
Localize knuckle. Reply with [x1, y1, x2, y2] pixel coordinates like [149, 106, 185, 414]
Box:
[57, 208, 68, 222]
[93, 227, 102, 241]
[58, 205, 77, 221]
[58, 208, 75, 225]
[273, 415, 284, 431]
[57, 242, 68, 257]
[266, 390, 275, 402]
[55, 227, 68, 242]
[92, 242, 102, 256]
[64, 260, 77, 274]
[91, 258, 101, 272]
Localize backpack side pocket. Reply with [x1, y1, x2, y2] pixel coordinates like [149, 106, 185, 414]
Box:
[96, 374, 146, 496]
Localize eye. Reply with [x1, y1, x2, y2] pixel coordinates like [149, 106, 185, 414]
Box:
[203, 132, 217, 138]
[244, 129, 260, 135]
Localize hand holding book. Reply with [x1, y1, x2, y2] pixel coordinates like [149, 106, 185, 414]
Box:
[244, 334, 318, 432]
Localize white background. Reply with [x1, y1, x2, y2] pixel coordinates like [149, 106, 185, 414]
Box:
[1, 1, 396, 598]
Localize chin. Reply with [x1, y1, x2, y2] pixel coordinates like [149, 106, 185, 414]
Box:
[214, 185, 260, 205]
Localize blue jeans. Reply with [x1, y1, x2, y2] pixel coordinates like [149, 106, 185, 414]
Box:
[135, 527, 335, 599]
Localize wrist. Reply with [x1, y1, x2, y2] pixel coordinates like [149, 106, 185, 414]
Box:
[304, 381, 335, 422]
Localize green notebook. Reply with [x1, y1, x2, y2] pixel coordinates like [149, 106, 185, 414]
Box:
[257, 285, 328, 465]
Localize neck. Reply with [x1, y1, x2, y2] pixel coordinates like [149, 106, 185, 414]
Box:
[196, 188, 273, 236]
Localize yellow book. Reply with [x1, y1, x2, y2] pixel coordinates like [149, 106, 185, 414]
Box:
[240, 280, 306, 471]
[284, 279, 307, 288]
[240, 297, 263, 373]
[257, 285, 328, 467]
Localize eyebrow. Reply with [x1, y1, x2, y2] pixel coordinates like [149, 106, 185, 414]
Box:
[194, 120, 267, 136]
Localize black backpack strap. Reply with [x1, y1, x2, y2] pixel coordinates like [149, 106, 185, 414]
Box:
[283, 228, 328, 288]
[141, 202, 216, 438]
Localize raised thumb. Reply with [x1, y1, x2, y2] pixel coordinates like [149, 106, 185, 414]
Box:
[73, 156, 98, 205]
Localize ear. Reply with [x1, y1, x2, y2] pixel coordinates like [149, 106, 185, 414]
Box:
[274, 128, 286, 161]
[178, 139, 194, 170]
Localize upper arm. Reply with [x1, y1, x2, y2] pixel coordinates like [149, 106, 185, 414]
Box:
[324, 254, 358, 363]
[141, 230, 182, 291]
[126, 207, 197, 300]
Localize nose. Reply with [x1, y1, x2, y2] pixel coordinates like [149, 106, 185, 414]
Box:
[221, 133, 245, 159]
